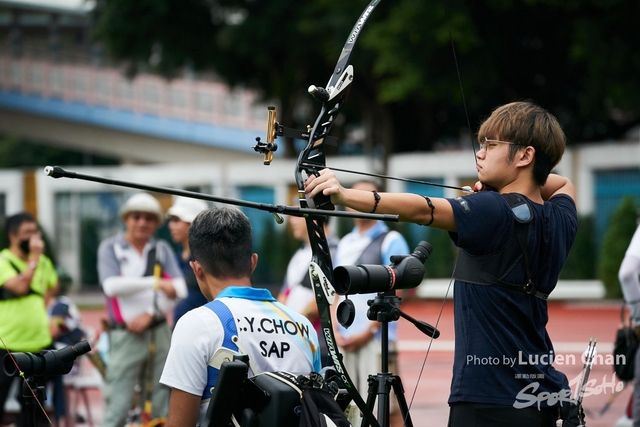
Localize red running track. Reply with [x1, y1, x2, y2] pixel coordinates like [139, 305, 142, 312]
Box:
[67, 298, 629, 427]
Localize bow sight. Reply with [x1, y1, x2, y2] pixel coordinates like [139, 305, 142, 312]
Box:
[252, 105, 338, 166]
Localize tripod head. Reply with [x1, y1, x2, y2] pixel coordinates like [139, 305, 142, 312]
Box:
[367, 292, 440, 339]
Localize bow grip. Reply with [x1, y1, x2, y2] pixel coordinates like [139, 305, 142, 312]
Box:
[311, 193, 335, 211]
[306, 170, 334, 210]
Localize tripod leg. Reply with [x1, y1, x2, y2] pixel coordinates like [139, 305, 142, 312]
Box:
[390, 375, 413, 427]
[359, 375, 378, 427]
[377, 376, 391, 427]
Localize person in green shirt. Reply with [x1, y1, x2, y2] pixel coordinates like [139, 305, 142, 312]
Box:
[0, 212, 59, 427]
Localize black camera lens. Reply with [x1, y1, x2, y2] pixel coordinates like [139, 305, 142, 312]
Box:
[3, 340, 91, 377]
[333, 241, 433, 295]
[334, 264, 394, 295]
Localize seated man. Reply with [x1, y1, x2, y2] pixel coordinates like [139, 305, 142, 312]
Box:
[160, 206, 321, 427]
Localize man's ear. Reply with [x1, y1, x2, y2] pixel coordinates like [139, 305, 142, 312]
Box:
[517, 146, 536, 168]
[190, 260, 207, 282]
[250, 253, 259, 275]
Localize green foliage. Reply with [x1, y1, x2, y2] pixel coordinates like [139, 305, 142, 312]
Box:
[560, 215, 596, 280]
[422, 228, 457, 278]
[92, 0, 640, 154]
[598, 196, 638, 298]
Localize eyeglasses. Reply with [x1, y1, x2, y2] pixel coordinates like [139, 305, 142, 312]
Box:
[479, 137, 522, 152]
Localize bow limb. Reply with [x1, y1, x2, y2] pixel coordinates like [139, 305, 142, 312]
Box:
[295, 1, 384, 426]
[295, 0, 382, 205]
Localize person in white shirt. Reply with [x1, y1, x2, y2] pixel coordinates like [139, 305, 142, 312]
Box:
[160, 206, 321, 427]
[97, 192, 187, 427]
[619, 222, 640, 427]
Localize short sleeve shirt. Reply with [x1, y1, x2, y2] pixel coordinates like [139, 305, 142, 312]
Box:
[0, 249, 58, 351]
[446, 191, 578, 407]
[160, 286, 321, 426]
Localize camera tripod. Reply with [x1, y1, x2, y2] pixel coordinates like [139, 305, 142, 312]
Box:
[3, 341, 91, 427]
[19, 375, 49, 427]
[358, 291, 440, 427]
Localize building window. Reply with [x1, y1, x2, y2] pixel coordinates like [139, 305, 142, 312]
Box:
[594, 168, 640, 248]
[119, 80, 134, 100]
[10, 63, 22, 87]
[50, 68, 63, 94]
[169, 88, 187, 109]
[196, 92, 214, 112]
[72, 71, 88, 96]
[30, 65, 43, 92]
[142, 83, 160, 105]
[96, 76, 111, 98]
[224, 91, 242, 116]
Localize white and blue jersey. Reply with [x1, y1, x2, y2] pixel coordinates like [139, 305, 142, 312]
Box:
[160, 286, 321, 426]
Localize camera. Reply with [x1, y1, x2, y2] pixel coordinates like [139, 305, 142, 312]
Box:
[3, 340, 91, 377]
[202, 355, 349, 427]
[333, 241, 432, 295]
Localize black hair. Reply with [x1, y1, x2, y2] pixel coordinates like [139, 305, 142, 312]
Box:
[188, 206, 253, 279]
[5, 212, 36, 241]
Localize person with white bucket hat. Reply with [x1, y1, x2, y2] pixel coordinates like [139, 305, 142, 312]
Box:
[167, 197, 210, 324]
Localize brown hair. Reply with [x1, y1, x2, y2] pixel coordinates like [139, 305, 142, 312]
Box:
[478, 101, 566, 186]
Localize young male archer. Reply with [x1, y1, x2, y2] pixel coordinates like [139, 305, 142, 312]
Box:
[305, 101, 578, 426]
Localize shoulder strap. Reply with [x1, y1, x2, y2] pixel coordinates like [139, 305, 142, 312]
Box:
[143, 246, 158, 277]
[204, 299, 259, 399]
[0, 255, 42, 300]
[453, 194, 548, 300]
[355, 230, 389, 265]
[501, 194, 535, 290]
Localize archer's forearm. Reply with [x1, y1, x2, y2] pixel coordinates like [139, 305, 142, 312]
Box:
[341, 189, 457, 231]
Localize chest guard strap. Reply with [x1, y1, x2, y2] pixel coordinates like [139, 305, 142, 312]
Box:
[453, 193, 548, 300]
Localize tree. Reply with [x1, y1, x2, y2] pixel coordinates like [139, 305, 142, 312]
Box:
[560, 215, 596, 280]
[92, 0, 640, 161]
[598, 196, 638, 298]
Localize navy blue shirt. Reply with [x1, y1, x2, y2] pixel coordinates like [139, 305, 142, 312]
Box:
[446, 191, 578, 408]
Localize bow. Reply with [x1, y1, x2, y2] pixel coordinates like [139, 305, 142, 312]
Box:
[253, 0, 476, 424]
[253, 2, 481, 425]
[263, 1, 386, 426]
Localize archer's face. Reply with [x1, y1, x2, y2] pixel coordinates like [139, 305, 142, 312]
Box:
[475, 139, 518, 189]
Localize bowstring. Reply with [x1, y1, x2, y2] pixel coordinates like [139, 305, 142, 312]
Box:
[441, 1, 478, 162]
[400, 2, 476, 424]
